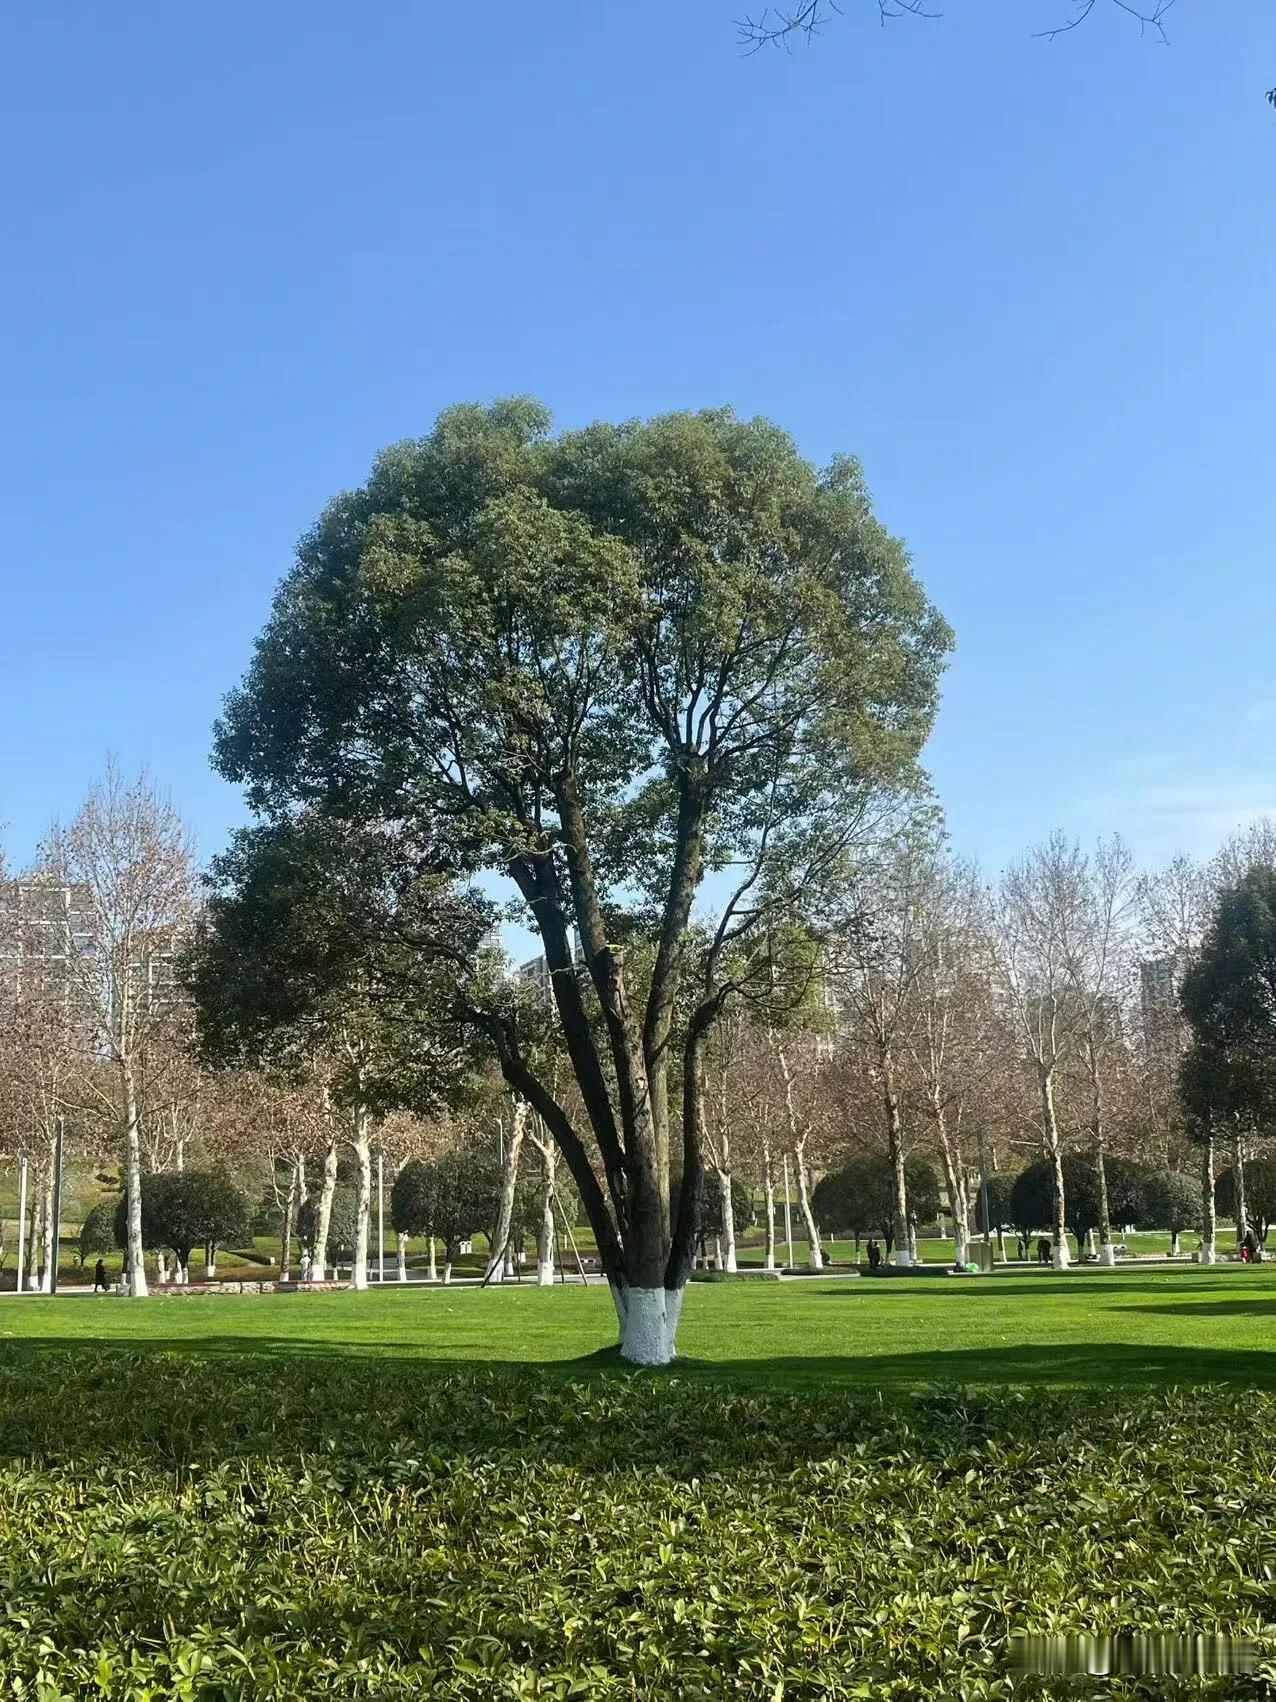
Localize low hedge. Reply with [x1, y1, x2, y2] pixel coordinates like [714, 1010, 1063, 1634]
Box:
[690, 1267, 783, 1282]
[0, 1351, 1273, 1696]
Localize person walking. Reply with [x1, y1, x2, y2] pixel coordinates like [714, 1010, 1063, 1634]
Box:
[93, 1258, 110, 1293]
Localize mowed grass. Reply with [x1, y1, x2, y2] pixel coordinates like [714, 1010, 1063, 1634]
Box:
[3, 1260, 1275, 1391]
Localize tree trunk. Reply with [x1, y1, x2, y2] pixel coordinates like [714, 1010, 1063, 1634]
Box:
[882, 1050, 911, 1267]
[775, 1045, 822, 1270]
[427, 1235, 438, 1281]
[485, 1100, 528, 1284]
[1232, 1126, 1248, 1243]
[537, 1141, 557, 1286]
[442, 1257, 453, 1285]
[611, 1281, 685, 1365]
[1040, 1069, 1070, 1270]
[932, 1098, 969, 1267]
[791, 1137, 823, 1271]
[156, 1252, 168, 1285]
[121, 1067, 149, 1297]
[309, 1125, 338, 1281]
[281, 1156, 299, 1283]
[205, 1241, 216, 1280]
[38, 1157, 56, 1295]
[350, 1102, 371, 1291]
[396, 1230, 408, 1282]
[762, 1141, 777, 1271]
[717, 1162, 738, 1272]
[1200, 1134, 1217, 1263]
[27, 1163, 45, 1292]
[1170, 1230, 1181, 1256]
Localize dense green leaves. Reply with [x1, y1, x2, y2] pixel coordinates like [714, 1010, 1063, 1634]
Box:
[111, 1171, 249, 1268]
[0, 1352, 1272, 1697]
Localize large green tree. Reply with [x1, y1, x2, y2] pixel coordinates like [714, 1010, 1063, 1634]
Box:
[214, 400, 949, 1362]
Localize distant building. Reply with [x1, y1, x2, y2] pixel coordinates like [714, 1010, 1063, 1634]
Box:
[1139, 953, 1187, 1046]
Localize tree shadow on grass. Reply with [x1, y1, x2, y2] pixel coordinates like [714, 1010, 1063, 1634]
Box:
[1128, 1299, 1276, 1319]
[2, 1334, 1275, 1479]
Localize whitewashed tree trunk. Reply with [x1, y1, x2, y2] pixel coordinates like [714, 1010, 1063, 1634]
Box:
[308, 1126, 338, 1281]
[792, 1137, 823, 1270]
[122, 1067, 149, 1297]
[613, 1281, 685, 1366]
[428, 1235, 438, 1281]
[485, 1100, 527, 1284]
[350, 1102, 371, 1291]
[1170, 1230, 1181, 1256]
[717, 1160, 738, 1273]
[932, 1098, 969, 1267]
[777, 1049, 823, 1270]
[27, 1166, 45, 1292]
[1041, 1070, 1070, 1269]
[1232, 1127, 1249, 1243]
[762, 1142, 777, 1270]
[1200, 1134, 1217, 1262]
[38, 1158, 56, 1294]
[397, 1230, 408, 1282]
[536, 1141, 557, 1285]
[156, 1252, 168, 1285]
[205, 1242, 216, 1281]
[882, 1051, 912, 1267]
[442, 1259, 453, 1285]
[280, 1156, 299, 1283]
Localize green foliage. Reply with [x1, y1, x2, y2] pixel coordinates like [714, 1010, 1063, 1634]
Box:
[298, 1185, 359, 1264]
[1216, 1156, 1276, 1241]
[1009, 1155, 1143, 1243]
[77, 1201, 116, 1263]
[0, 1351, 1274, 1697]
[813, 1155, 939, 1251]
[1181, 868, 1276, 1132]
[1139, 1167, 1205, 1238]
[112, 1171, 250, 1265]
[390, 1145, 500, 1260]
[972, 1172, 1016, 1235]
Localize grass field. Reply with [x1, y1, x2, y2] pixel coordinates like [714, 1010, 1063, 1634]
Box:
[3, 1260, 1275, 1390]
[4, 1264, 1276, 1696]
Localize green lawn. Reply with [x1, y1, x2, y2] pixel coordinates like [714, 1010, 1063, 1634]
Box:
[4, 1260, 1276, 1391]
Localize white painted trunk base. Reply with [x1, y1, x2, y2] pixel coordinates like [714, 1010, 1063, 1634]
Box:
[1052, 1243, 1071, 1270]
[1097, 1243, 1117, 1267]
[1197, 1241, 1217, 1265]
[537, 1259, 555, 1286]
[614, 1285, 685, 1366]
[893, 1249, 912, 1268]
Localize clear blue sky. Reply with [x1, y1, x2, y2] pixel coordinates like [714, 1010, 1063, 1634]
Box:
[2, 0, 1272, 883]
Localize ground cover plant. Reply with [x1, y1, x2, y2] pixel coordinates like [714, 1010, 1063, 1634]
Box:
[1, 1341, 1276, 1698]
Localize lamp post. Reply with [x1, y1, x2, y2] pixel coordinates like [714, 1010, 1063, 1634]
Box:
[49, 1117, 65, 1295]
[15, 1150, 28, 1294]
[376, 1149, 385, 1283]
[782, 1153, 794, 1269]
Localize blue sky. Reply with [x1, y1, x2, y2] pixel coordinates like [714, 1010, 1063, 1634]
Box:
[2, 0, 1273, 887]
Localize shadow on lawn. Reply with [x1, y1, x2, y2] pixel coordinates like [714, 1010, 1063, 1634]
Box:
[2, 1333, 1276, 1479]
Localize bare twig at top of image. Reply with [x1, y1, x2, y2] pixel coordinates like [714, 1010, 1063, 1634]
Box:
[737, 0, 1182, 54]
[1035, 0, 1175, 44]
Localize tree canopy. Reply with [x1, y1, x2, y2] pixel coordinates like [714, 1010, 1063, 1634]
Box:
[213, 400, 949, 1361]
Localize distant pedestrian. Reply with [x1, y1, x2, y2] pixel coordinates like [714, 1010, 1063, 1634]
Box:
[93, 1259, 109, 1293]
[1243, 1231, 1259, 1263]
[1036, 1237, 1051, 1265]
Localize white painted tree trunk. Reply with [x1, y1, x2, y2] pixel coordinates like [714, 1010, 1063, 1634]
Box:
[205, 1243, 216, 1280]
[1041, 1070, 1070, 1269]
[308, 1127, 339, 1282]
[122, 1067, 149, 1297]
[485, 1100, 527, 1284]
[1232, 1128, 1249, 1244]
[932, 1099, 969, 1268]
[717, 1163, 738, 1272]
[536, 1142, 556, 1285]
[156, 1252, 168, 1285]
[442, 1259, 453, 1285]
[762, 1143, 777, 1270]
[1170, 1230, 1181, 1256]
[883, 1053, 911, 1267]
[38, 1158, 56, 1294]
[1200, 1134, 1217, 1263]
[613, 1282, 685, 1366]
[350, 1103, 371, 1291]
[777, 1050, 823, 1270]
[397, 1230, 408, 1282]
[428, 1236, 438, 1281]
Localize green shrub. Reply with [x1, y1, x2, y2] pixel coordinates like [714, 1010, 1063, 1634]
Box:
[0, 1351, 1273, 1696]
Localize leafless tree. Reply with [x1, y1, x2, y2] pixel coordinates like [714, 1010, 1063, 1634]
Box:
[737, 0, 1178, 52]
[40, 762, 197, 1297]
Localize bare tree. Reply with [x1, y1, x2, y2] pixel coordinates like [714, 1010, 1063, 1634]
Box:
[41, 763, 197, 1298]
[737, 0, 1179, 52]
[991, 833, 1097, 1270]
